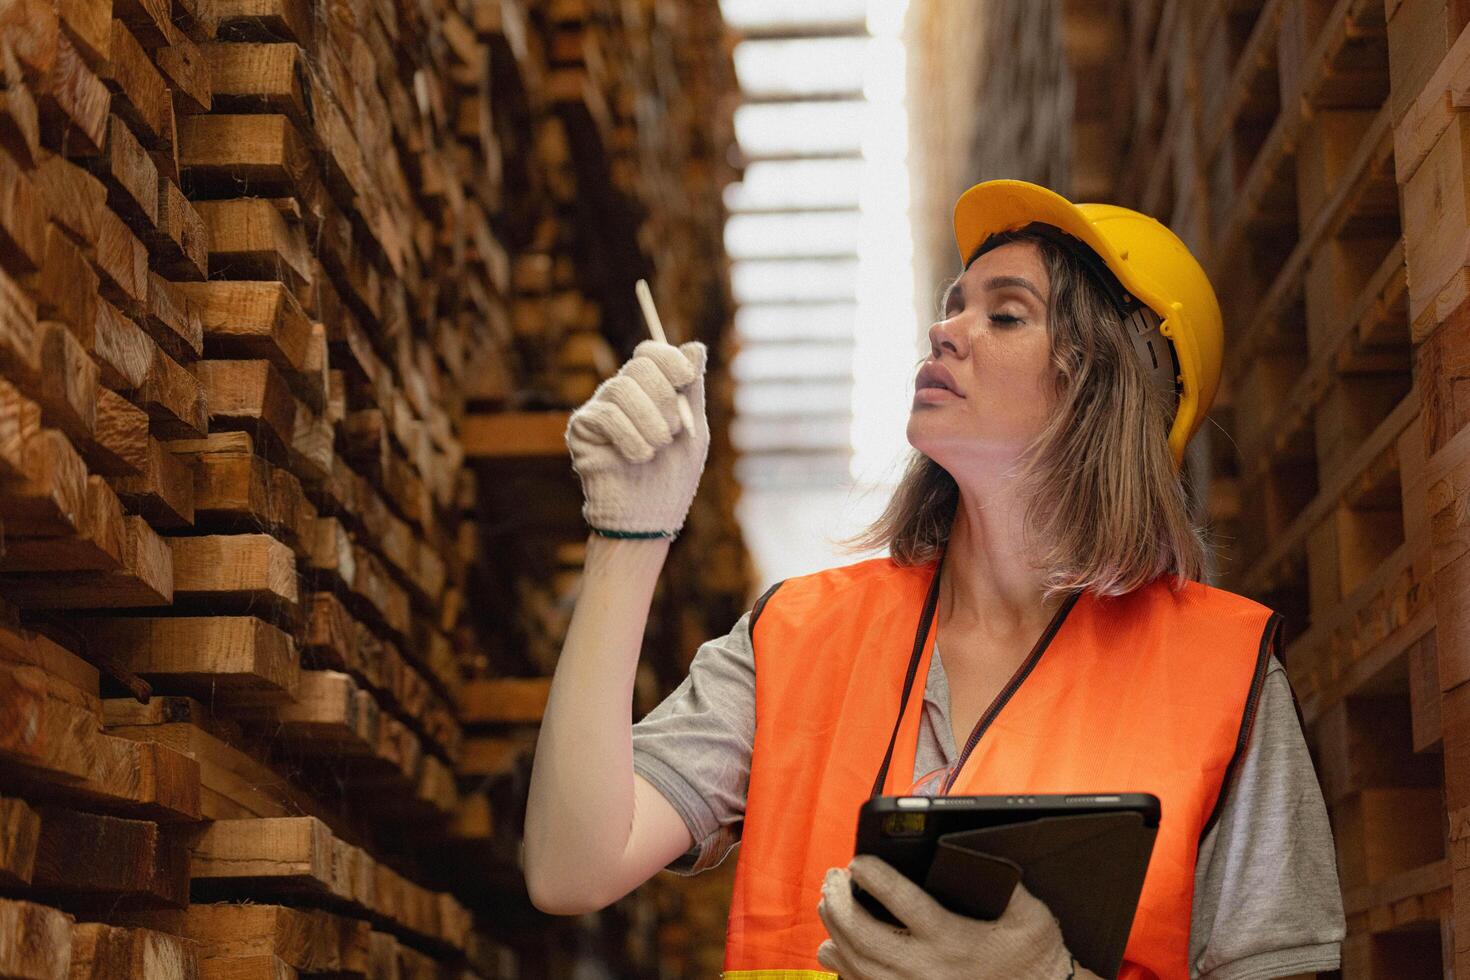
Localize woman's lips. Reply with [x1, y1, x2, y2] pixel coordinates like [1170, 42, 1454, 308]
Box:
[914, 386, 962, 404]
[915, 362, 965, 399]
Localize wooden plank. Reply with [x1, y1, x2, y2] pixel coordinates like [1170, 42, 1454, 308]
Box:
[54, 0, 112, 70]
[0, 427, 88, 536]
[0, 795, 40, 886]
[198, 359, 297, 458]
[0, 516, 173, 607]
[37, 32, 109, 156]
[79, 386, 149, 476]
[461, 411, 570, 459]
[194, 197, 311, 285]
[147, 177, 210, 281]
[189, 816, 346, 900]
[174, 281, 313, 380]
[144, 274, 204, 360]
[0, 475, 125, 572]
[112, 438, 196, 528]
[30, 155, 106, 256]
[35, 321, 98, 441]
[67, 923, 198, 980]
[0, 898, 71, 980]
[168, 533, 299, 609]
[94, 207, 150, 313]
[30, 806, 190, 905]
[200, 42, 308, 122]
[113, 905, 369, 976]
[90, 113, 160, 231]
[179, 114, 316, 197]
[90, 301, 154, 391]
[0, 151, 45, 274]
[130, 346, 207, 438]
[76, 615, 298, 703]
[99, 19, 170, 146]
[456, 677, 550, 724]
[35, 224, 100, 338]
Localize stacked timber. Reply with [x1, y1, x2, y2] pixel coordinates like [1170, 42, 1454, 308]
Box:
[0, 0, 621, 970]
[453, 0, 749, 974]
[907, 0, 1462, 974]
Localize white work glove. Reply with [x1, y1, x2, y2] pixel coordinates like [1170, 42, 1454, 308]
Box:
[817, 855, 1096, 979]
[565, 340, 709, 538]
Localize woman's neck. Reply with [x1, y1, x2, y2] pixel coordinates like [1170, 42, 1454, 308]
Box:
[940, 475, 1060, 634]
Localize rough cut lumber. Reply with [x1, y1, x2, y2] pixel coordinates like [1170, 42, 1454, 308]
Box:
[100, 19, 169, 146]
[93, 210, 149, 314]
[92, 114, 160, 231]
[179, 114, 315, 196]
[201, 42, 308, 122]
[0, 515, 173, 607]
[461, 411, 570, 459]
[0, 897, 72, 980]
[456, 677, 551, 724]
[35, 321, 98, 441]
[37, 32, 108, 157]
[0, 269, 40, 390]
[197, 359, 297, 456]
[113, 904, 370, 976]
[196, 957, 297, 980]
[35, 224, 99, 336]
[148, 177, 209, 281]
[0, 475, 125, 572]
[0, 151, 45, 274]
[130, 346, 207, 438]
[103, 699, 320, 822]
[76, 615, 299, 703]
[67, 922, 199, 980]
[175, 280, 313, 380]
[53, 0, 112, 71]
[168, 533, 299, 609]
[30, 806, 189, 905]
[112, 437, 196, 528]
[90, 300, 153, 390]
[194, 197, 311, 286]
[0, 666, 197, 826]
[80, 386, 148, 476]
[189, 816, 348, 900]
[144, 273, 204, 359]
[0, 795, 40, 886]
[30, 155, 105, 255]
[0, 427, 87, 535]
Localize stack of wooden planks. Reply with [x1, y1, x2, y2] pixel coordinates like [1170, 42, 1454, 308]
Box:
[1, 0, 748, 971]
[906, 0, 1470, 974]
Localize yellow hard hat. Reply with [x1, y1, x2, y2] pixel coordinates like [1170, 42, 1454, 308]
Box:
[952, 178, 1223, 465]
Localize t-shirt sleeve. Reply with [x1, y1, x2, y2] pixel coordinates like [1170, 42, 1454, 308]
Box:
[1188, 654, 1347, 979]
[631, 611, 755, 876]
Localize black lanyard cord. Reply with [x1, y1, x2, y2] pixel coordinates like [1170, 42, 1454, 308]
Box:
[868, 552, 947, 798]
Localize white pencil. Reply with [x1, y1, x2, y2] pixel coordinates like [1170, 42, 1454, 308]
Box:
[634, 279, 697, 434]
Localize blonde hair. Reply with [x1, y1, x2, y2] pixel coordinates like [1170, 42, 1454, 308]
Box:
[854, 227, 1207, 598]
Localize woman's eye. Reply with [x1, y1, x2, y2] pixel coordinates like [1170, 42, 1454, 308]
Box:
[989, 313, 1022, 325]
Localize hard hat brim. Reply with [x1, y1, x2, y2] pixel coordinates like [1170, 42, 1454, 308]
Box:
[955, 180, 1120, 284]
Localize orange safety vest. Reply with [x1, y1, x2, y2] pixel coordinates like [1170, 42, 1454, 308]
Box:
[723, 557, 1277, 980]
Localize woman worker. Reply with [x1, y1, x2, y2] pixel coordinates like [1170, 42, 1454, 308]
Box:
[522, 179, 1347, 979]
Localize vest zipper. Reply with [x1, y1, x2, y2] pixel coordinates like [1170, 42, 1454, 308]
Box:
[938, 591, 1081, 795]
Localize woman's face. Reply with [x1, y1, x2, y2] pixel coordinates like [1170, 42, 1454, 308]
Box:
[907, 241, 1058, 470]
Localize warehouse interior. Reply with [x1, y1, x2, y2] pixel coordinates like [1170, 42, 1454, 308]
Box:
[0, 0, 1467, 976]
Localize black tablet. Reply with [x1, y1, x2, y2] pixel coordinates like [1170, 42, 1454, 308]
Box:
[852, 793, 1160, 979]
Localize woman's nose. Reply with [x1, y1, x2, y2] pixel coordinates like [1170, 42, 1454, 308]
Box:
[928, 316, 968, 359]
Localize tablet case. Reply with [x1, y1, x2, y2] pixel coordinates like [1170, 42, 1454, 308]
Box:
[927, 810, 1156, 979]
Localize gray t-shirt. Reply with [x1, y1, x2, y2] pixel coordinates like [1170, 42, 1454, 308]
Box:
[631, 610, 1346, 980]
